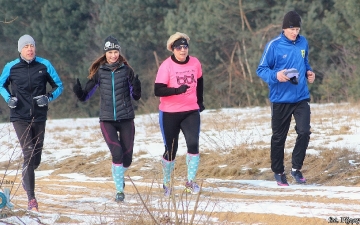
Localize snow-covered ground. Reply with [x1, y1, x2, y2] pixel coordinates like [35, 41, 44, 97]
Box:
[0, 103, 359, 225]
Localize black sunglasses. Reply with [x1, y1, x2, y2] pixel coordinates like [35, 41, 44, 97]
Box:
[174, 45, 188, 50]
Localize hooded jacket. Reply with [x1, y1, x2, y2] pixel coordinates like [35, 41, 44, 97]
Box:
[0, 56, 63, 122]
[256, 32, 312, 103]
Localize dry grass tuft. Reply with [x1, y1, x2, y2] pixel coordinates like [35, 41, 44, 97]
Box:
[48, 151, 111, 177]
[54, 215, 82, 224]
[304, 147, 360, 186]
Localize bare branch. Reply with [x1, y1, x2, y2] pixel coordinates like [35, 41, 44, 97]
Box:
[0, 17, 18, 24]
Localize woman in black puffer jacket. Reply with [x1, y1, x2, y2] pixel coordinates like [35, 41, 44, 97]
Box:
[72, 35, 141, 202]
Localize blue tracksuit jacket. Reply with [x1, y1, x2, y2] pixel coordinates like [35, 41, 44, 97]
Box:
[256, 32, 312, 103]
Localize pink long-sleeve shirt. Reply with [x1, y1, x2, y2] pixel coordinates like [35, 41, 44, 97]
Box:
[155, 56, 202, 112]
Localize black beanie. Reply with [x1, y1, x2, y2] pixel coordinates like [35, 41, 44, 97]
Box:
[282, 11, 301, 29]
[103, 35, 121, 52]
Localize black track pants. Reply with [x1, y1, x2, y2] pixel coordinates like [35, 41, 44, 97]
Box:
[270, 100, 311, 174]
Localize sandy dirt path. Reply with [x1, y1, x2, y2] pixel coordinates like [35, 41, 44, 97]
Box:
[2, 174, 359, 225]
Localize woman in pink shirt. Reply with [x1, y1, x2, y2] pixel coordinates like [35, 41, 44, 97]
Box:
[154, 32, 204, 197]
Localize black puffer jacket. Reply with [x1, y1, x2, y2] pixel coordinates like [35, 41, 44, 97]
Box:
[80, 63, 140, 121]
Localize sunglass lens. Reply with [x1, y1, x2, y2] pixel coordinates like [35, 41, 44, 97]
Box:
[175, 45, 188, 50]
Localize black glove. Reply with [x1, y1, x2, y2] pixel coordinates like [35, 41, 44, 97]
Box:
[33, 95, 49, 107]
[73, 78, 85, 99]
[175, 84, 189, 95]
[132, 74, 141, 95]
[8, 96, 18, 109]
[198, 102, 205, 112]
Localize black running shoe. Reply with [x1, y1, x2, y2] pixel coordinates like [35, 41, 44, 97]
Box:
[274, 173, 289, 186]
[115, 192, 125, 202]
[291, 170, 306, 184]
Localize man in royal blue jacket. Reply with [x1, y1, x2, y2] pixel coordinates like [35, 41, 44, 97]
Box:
[0, 34, 63, 211]
[257, 11, 315, 186]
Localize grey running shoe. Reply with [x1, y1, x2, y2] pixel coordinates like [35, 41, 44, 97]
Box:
[163, 183, 172, 197]
[185, 181, 200, 194]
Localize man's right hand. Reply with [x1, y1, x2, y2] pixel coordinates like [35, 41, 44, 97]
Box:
[277, 69, 290, 82]
[8, 96, 18, 108]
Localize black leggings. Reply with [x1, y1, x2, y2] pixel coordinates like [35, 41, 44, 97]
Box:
[159, 110, 200, 161]
[100, 120, 135, 167]
[13, 120, 46, 200]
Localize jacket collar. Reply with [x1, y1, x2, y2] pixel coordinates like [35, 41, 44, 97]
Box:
[100, 62, 124, 71]
[19, 54, 35, 64]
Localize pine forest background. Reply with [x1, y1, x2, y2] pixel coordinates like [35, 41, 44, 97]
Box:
[0, 0, 359, 122]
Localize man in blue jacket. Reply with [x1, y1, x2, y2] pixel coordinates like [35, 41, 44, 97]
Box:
[0, 34, 63, 211]
[257, 11, 315, 186]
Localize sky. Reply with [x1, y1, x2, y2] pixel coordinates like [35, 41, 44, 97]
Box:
[0, 103, 360, 225]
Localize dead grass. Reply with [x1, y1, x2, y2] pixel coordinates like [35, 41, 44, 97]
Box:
[142, 116, 160, 136]
[54, 215, 82, 224]
[2, 102, 360, 224]
[42, 144, 360, 187]
[175, 146, 360, 186]
[211, 212, 330, 225]
[134, 149, 148, 157]
[36, 102, 360, 187]
[304, 148, 360, 186]
[48, 151, 111, 177]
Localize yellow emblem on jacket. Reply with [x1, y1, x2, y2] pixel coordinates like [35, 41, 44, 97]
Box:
[301, 50, 305, 58]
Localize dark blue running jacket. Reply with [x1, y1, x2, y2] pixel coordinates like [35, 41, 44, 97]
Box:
[0, 56, 63, 122]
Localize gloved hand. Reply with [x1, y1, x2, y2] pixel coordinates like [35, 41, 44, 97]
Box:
[73, 78, 84, 99]
[132, 74, 141, 95]
[33, 95, 49, 107]
[175, 84, 189, 94]
[198, 102, 205, 112]
[8, 96, 18, 108]
[284, 68, 299, 85]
